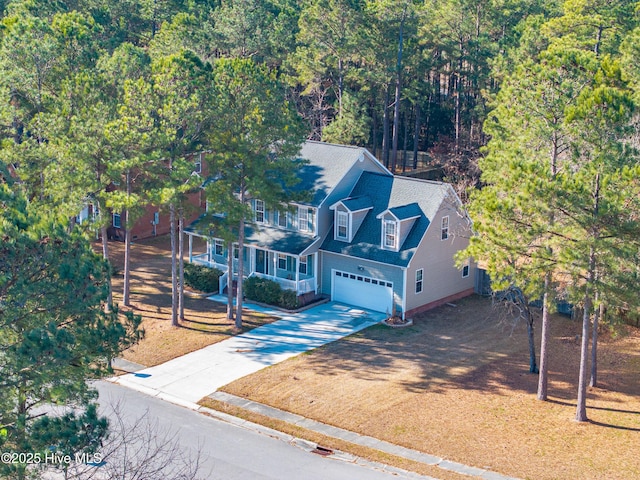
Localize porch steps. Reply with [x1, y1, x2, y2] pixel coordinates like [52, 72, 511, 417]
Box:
[223, 280, 238, 297]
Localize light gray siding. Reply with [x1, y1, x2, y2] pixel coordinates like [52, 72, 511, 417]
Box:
[319, 251, 405, 313]
[405, 198, 475, 312]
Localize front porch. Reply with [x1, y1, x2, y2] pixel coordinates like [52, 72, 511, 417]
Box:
[187, 233, 317, 296]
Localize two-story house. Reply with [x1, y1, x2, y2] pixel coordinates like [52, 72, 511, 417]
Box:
[186, 141, 475, 319]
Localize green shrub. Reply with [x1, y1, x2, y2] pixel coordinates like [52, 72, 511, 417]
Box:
[244, 276, 299, 310]
[184, 263, 222, 293]
[244, 276, 281, 304]
[279, 289, 299, 310]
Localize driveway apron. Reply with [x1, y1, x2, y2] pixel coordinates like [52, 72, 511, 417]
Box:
[114, 300, 385, 404]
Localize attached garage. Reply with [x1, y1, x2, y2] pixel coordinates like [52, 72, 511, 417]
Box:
[331, 270, 393, 313]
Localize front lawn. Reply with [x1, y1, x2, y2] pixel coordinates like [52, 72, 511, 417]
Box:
[212, 295, 640, 480]
[106, 235, 276, 367]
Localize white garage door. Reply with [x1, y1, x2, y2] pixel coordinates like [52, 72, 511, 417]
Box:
[332, 270, 393, 313]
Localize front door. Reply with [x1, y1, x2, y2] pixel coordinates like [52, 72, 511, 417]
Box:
[255, 249, 267, 274]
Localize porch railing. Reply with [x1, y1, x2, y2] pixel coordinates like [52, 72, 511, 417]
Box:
[252, 272, 316, 295]
[192, 253, 228, 272]
[219, 271, 228, 295]
[298, 277, 316, 295]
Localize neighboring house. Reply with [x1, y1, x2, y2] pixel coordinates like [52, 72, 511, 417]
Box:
[186, 141, 475, 318]
[106, 152, 207, 241]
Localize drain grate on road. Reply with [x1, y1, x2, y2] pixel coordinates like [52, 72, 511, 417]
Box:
[311, 445, 334, 456]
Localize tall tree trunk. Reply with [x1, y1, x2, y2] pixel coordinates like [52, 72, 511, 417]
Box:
[589, 296, 603, 387]
[337, 57, 344, 116]
[454, 63, 461, 153]
[589, 298, 602, 387]
[390, 7, 406, 174]
[527, 312, 538, 374]
[235, 181, 246, 329]
[100, 222, 113, 313]
[424, 90, 433, 150]
[382, 86, 391, 168]
[413, 102, 421, 169]
[123, 170, 132, 307]
[227, 243, 234, 321]
[371, 95, 378, 157]
[235, 218, 245, 330]
[576, 272, 593, 422]
[170, 204, 178, 326]
[179, 211, 185, 321]
[577, 173, 600, 422]
[402, 108, 409, 172]
[537, 275, 551, 400]
[538, 132, 559, 400]
[594, 25, 603, 56]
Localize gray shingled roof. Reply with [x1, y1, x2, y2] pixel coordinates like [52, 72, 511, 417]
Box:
[338, 195, 373, 212]
[320, 172, 450, 267]
[185, 215, 315, 255]
[294, 141, 367, 206]
[387, 203, 422, 220]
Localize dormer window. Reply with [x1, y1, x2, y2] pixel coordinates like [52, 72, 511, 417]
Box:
[277, 210, 287, 227]
[383, 220, 397, 249]
[331, 196, 372, 242]
[299, 207, 309, 232]
[337, 211, 348, 239]
[255, 200, 265, 223]
[377, 204, 421, 251]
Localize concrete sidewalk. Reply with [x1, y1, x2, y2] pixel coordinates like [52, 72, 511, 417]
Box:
[114, 300, 385, 404]
[206, 391, 521, 480]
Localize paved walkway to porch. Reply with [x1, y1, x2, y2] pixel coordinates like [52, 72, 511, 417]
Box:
[114, 300, 385, 405]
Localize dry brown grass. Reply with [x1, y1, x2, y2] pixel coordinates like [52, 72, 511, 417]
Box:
[104, 235, 276, 367]
[199, 398, 471, 480]
[218, 295, 640, 480]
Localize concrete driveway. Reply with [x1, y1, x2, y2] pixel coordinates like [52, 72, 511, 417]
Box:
[114, 300, 385, 405]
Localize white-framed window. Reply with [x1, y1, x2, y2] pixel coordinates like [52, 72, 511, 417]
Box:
[308, 208, 315, 233]
[441, 216, 449, 240]
[415, 268, 423, 294]
[255, 200, 265, 223]
[233, 244, 239, 259]
[383, 220, 397, 249]
[462, 264, 470, 278]
[278, 210, 287, 228]
[298, 207, 309, 232]
[299, 256, 308, 275]
[112, 213, 121, 229]
[278, 254, 287, 270]
[337, 211, 348, 239]
[214, 239, 224, 256]
[194, 154, 202, 174]
[153, 211, 160, 225]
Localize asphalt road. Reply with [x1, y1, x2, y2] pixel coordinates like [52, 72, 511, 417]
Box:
[95, 381, 432, 480]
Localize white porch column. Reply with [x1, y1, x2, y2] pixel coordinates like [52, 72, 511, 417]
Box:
[188, 235, 193, 263]
[314, 252, 319, 293]
[272, 250, 277, 277]
[295, 256, 300, 294]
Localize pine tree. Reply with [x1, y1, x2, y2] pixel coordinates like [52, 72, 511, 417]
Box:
[205, 58, 306, 329]
[0, 184, 141, 480]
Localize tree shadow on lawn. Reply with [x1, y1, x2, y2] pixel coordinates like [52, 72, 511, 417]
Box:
[299, 295, 640, 403]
